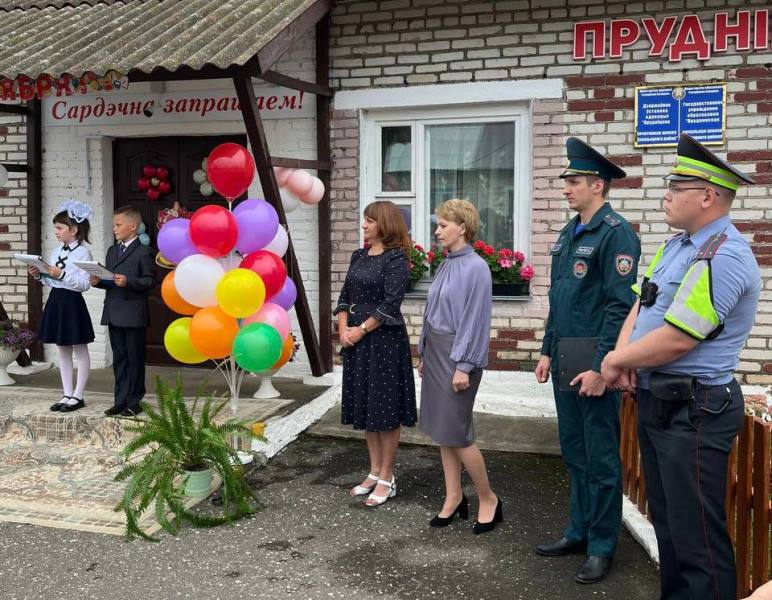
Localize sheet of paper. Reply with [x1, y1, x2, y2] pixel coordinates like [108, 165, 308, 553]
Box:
[14, 253, 51, 271]
[73, 260, 114, 280]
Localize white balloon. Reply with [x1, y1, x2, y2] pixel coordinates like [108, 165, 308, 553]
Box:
[174, 254, 225, 307]
[280, 188, 300, 213]
[285, 169, 314, 197]
[193, 169, 207, 184]
[201, 157, 208, 171]
[200, 181, 213, 196]
[300, 177, 325, 205]
[0, 164, 7, 187]
[263, 225, 288, 257]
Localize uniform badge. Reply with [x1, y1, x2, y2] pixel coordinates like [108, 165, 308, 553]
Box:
[616, 254, 633, 276]
[573, 259, 588, 279]
[550, 242, 563, 254]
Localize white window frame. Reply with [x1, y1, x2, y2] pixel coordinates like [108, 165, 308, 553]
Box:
[360, 103, 532, 256]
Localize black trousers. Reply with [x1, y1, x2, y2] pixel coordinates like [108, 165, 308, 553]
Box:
[108, 325, 146, 411]
[637, 380, 744, 600]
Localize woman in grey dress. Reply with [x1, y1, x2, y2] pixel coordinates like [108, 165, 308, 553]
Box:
[418, 199, 502, 534]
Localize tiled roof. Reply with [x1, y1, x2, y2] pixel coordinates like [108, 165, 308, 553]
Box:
[0, 0, 319, 80]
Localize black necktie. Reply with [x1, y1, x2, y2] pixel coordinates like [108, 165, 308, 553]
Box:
[120, 243, 127, 255]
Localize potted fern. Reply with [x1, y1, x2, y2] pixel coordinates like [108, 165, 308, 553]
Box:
[114, 376, 264, 541]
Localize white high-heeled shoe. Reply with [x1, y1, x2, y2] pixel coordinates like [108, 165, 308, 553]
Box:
[349, 473, 379, 496]
[366, 477, 396, 507]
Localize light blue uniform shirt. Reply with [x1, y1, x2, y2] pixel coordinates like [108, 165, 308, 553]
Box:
[630, 216, 760, 388]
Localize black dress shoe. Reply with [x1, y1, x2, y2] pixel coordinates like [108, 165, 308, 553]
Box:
[120, 407, 143, 417]
[59, 398, 85, 413]
[535, 537, 587, 557]
[50, 397, 69, 411]
[430, 495, 469, 527]
[575, 555, 613, 584]
[104, 406, 123, 417]
[472, 498, 503, 535]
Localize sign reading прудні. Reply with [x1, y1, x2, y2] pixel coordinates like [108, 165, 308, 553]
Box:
[634, 83, 726, 148]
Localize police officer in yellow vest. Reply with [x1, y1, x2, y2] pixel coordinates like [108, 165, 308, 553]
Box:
[601, 133, 761, 600]
[535, 138, 640, 584]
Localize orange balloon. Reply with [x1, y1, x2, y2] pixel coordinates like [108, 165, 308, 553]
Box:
[189, 307, 239, 359]
[271, 334, 295, 370]
[161, 271, 199, 316]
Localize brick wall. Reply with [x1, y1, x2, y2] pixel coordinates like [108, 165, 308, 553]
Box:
[0, 113, 28, 323]
[328, 0, 772, 384]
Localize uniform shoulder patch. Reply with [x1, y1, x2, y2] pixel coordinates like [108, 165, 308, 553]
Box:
[695, 233, 729, 260]
[603, 214, 621, 227]
[615, 254, 634, 276]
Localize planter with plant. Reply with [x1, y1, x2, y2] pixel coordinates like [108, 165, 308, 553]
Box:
[0, 320, 35, 386]
[429, 242, 535, 296]
[114, 376, 265, 541]
[407, 241, 429, 291]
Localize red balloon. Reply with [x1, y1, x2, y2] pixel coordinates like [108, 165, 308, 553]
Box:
[143, 165, 157, 178]
[137, 177, 150, 191]
[207, 143, 255, 199]
[147, 187, 161, 201]
[189, 204, 238, 258]
[159, 181, 172, 194]
[240, 250, 287, 298]
[156, 167, 170, 181]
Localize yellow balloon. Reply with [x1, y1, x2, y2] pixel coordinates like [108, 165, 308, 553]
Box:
[164, 317, 208, 364]
[216, 268, 266, 318]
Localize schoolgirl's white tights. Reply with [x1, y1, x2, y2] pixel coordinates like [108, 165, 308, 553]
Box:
[57, 344, 90, 405]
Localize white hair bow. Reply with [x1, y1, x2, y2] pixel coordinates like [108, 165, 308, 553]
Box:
[58, 200, 94, 223]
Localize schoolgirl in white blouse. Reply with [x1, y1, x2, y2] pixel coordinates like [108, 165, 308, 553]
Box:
[28, 201, 95, 412]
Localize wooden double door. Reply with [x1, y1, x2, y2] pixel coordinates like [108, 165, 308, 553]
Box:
[112, 134, 247, 365]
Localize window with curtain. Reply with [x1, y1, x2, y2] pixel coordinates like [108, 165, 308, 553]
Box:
[364, 107, 529, 275]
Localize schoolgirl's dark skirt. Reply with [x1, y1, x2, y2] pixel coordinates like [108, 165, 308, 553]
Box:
[38, 287, 95, 346]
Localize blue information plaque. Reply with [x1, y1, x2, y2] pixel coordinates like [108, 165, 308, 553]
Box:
[635, 83, 726, 147]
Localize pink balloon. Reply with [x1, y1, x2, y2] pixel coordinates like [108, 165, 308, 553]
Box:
[243, 302, 291, 340]
[285, 169, 314, 197]
[274, 167, 293, 187]
[300, 177, 325, 204]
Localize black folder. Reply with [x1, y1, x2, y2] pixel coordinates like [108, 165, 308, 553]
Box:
[557, 337, 598, 392]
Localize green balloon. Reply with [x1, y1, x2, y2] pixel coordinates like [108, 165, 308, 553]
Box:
[232, 322, 283, 373]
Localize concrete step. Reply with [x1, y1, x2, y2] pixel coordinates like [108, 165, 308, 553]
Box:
[0, 386, 295, 450]
[308, 405, 561, 455]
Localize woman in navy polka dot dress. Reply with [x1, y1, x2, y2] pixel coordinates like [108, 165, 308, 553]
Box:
[334, 200, 417, 507]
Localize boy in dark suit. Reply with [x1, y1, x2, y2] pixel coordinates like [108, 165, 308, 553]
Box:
[90, 205, 156, 416]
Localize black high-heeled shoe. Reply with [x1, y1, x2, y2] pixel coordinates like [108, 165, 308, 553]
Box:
[472, 498, 503, 535]
[429, 495, 468, 528]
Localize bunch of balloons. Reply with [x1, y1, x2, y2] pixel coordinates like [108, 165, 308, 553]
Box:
[157, 142, 299, 376]
[273, 167, 325, 209]
[137, 165, 172, 202]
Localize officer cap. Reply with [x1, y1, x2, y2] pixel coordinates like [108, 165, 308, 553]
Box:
[560, 137, 627, 181]
[665, 133, 754, 191]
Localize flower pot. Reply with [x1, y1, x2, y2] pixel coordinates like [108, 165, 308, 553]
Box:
[183, 467, 213, 498]
[0, 346, 20, 386]
[491, 282, 529, 297]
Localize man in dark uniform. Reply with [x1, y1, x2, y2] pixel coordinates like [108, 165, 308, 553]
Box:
[534, 137, 641, 584]
[601, 134, 761, 599]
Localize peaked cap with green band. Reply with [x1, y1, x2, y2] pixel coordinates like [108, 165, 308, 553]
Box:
[560, 137, 627, 181]
[665, 133, 755, 191]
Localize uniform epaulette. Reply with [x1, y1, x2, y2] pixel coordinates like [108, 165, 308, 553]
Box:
[603, 214, 621, 227]
[695, 233, 728, 260]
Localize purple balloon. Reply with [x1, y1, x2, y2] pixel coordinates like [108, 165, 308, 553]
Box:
[157, 218, 198, 265]
[268, 276, 297, 310]
[233, 198, 279, 255]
